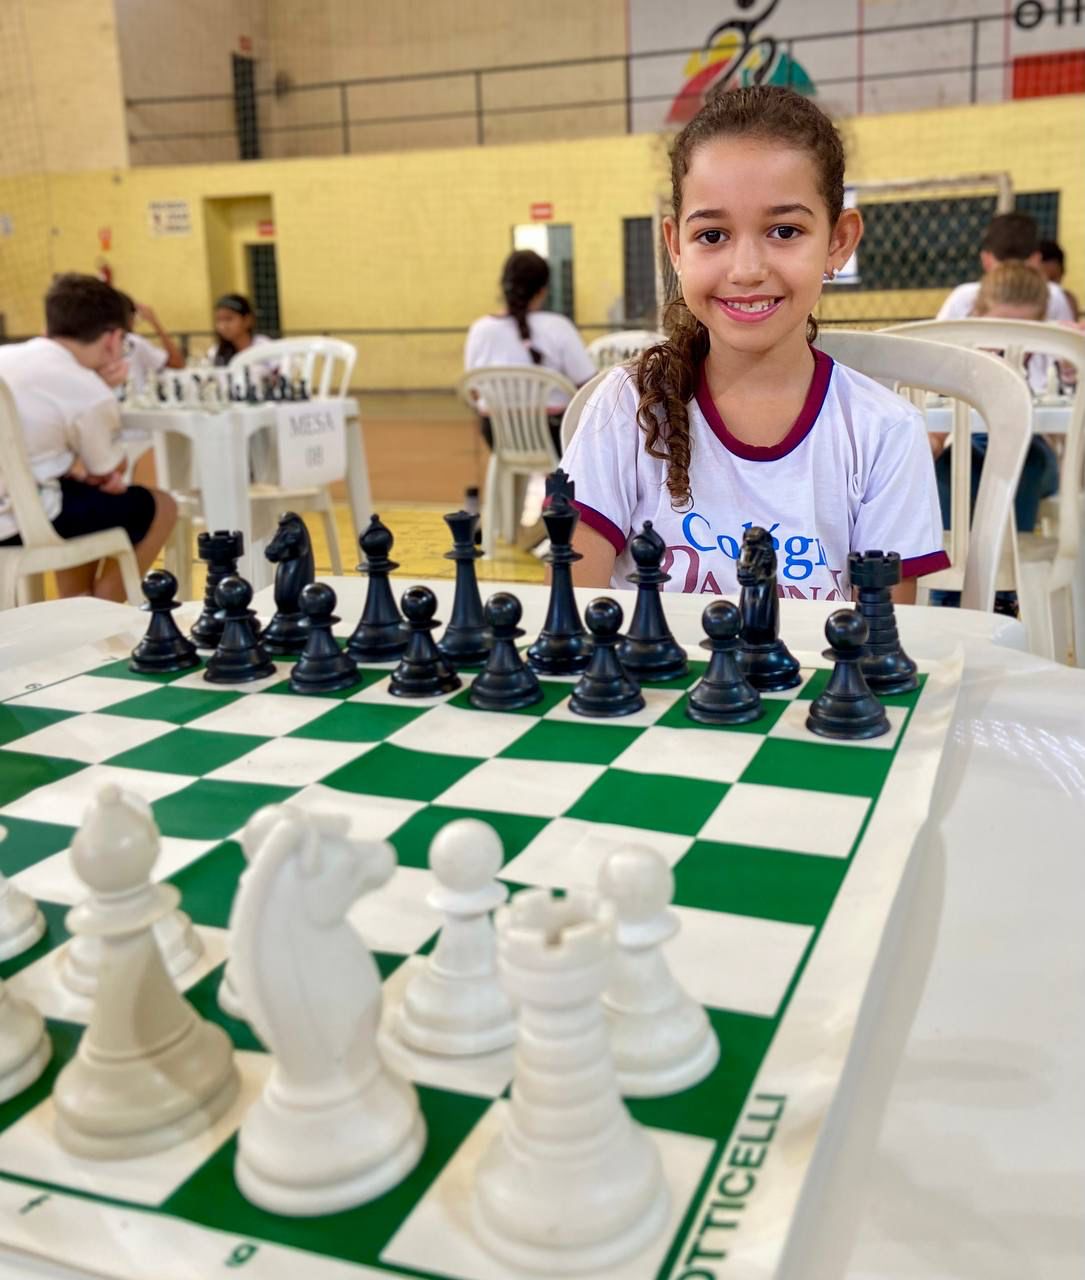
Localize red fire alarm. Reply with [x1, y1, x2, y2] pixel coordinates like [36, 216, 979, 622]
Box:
[98, 226, 112, 251]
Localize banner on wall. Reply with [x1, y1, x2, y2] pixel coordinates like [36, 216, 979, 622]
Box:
[147, 200, 192, 237]
[275, 400, 347, 488]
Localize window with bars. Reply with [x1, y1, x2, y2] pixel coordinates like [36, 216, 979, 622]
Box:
[623, 217, 657, 326]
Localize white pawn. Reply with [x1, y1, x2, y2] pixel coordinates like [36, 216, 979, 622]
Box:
[53, 785, 239, 1159]
[233, 807, 425, 1216]
[218, 804, 282, 1021]
[0, 978, 51, 1103]
[60, 792, 203, 999]
[394, 819, 515, 1056]
[599, 846, 719, 1097]
[473, 887, 668, 1273]
[0, 826, 46, 961]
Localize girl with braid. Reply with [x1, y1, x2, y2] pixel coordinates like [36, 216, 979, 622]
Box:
[465, 249, 596, 456]
[561, 86, 947, 602]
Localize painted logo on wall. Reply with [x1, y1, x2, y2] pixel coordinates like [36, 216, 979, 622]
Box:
[667, 0, 816, 125]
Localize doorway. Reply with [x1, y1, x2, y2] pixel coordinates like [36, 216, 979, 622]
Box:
[512, 223, 575, 320]
[204, 194, 280, 335]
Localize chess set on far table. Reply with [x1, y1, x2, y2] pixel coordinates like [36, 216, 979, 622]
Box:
[0, 475, 962, 1280]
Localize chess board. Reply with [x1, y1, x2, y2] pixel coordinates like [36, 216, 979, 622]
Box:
[0, 629, 961, 1280]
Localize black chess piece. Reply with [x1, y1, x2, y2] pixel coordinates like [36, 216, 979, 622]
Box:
[389, 586, 461, 698]
[297, 377, 309, 401]
[470, 594, 542, 711]
[526, 471, 592, 676]
[262, 512, 315, 655]
[346, 515, 409, 662]
[737, 526, 801, 691]
[617, 521, 688, 682]
[437, 509, 491, 666]
[806, 609, 891, 740]
[849, 550, 918, 696]
[129, 570, 200, 674]
[190, 529, 244, 649]
[289, 583, 359, 694]
[686, 600, 762, 725]
[569, 598, 644, 718]
[244, 367, 258, 405]
[204, 577, 276, 684]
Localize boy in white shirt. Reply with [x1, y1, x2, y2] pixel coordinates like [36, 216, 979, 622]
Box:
[0, 274, 177, 601]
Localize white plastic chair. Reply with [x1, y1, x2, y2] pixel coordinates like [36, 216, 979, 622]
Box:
[817, 331, 1032, 614]
[0, 379, 141, 610]
[457, 366, 576, 557]
[586, 330, 664, 371]
[228, 337, 356, 399]
[885, 319, 1084, 662]
[560, 369, 609, 451]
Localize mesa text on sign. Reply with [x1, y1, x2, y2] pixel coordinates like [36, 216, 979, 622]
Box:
[274, 401, 347, 487]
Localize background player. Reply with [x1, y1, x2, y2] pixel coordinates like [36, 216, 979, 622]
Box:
[207, 293, 271, 365]
[0, 273, 176, 601]
[560, 86, 947, 604]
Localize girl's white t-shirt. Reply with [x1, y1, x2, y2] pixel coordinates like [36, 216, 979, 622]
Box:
[560, 351, 949, 599]
[464, 312, 597, 411]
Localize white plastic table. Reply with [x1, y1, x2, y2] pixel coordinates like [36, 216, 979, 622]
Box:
[923, 400, 1073, 434]
[120, 398, 370, 586]
[0, 589, 1081, 1279]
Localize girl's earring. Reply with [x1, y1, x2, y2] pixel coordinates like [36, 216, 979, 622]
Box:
[823, 266, 837, 282]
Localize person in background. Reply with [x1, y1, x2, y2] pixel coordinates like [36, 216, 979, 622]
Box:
[938, 213, 1074, 325]
[0, 273, 176, 601]
[929, 263, 1057, 611]
[464, 250, 597, 457]
[208, 294, 271, 365]
[120, 293, 184, 390]
[1038, 239, 1080, 319]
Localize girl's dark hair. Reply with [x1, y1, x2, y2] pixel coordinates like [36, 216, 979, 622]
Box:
[501, 250, 550, 364]
[212, 293, 256, 365]
[636, 86, 847, 509]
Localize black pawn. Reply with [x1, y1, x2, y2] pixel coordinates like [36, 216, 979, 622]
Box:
[347, 515, 410, 662]
[617, 521, 688, 682]
[389, 586, 461, 698]
[849, 550, 918, 696]
[204, 577, 276, 684]
[686, 600, 762, 725]
[527, 481, 591, 675]
[569, 598, 644, 718]
[438, 510, 491, 666]
[806, 609, 890, 740]
[263, 511, 315, 655]
[289, 583, 359, 694]
[130, 570, 200, 674]
[191, 529, 244, 649]
[470, 594, 542, 711]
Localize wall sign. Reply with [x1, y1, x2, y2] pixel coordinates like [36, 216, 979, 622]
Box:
[147, 200, 192, 237]
[530, 202, 554, 221]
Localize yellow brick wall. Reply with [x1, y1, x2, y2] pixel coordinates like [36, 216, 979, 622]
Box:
[1, 94, 1081, 386]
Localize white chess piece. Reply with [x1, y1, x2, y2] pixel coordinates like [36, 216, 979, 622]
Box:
[599, 846, 719, 1097]
[0, 826, 46, 961]
[59, 792, 203, 998]
[0, 978, 51, 1103]
[472, 887, 668, 1273]
[232, 806, 425, 1216]
[394, 819, 515, 1056]
[218, 804, 283, 1021]
[52, 785, 239, 1159]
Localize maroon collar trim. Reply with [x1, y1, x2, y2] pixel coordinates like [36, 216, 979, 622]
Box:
[694, 347, 834, 462]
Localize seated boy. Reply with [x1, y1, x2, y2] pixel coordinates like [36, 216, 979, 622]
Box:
[0, 273, 176, 602]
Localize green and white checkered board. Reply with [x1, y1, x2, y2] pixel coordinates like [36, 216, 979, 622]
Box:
[0, 635, 959, 1280]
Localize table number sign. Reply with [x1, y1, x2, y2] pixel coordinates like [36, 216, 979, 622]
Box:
[274, 400, 347, 487]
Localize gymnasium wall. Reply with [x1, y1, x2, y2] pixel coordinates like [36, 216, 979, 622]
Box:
[0, 94, 1081, 387]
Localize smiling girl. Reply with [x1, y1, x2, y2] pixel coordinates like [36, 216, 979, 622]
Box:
[561, 87, 947, 603]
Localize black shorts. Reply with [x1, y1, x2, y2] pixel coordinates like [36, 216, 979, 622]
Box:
[0, 477, 157, 548]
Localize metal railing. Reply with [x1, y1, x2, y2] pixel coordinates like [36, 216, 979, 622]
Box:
[125, 7, 1084, 162]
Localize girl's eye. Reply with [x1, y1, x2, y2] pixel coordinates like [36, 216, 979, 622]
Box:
[769, 225, 803, 240]
[696, 229, 725, 245]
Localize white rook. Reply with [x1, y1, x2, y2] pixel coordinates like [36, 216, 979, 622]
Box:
[472, 887, 668, 1273]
